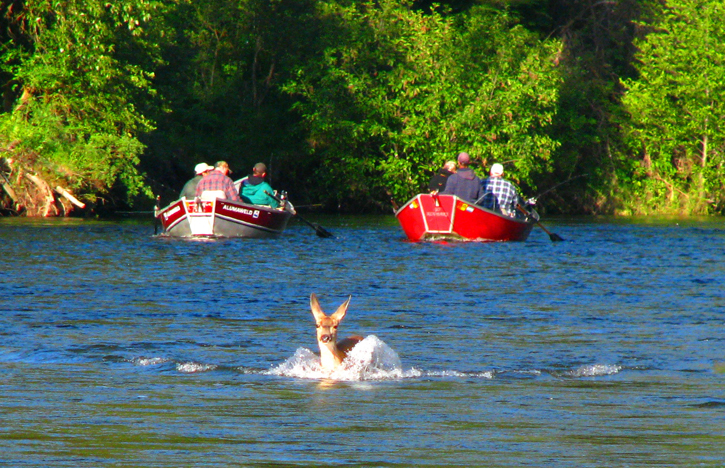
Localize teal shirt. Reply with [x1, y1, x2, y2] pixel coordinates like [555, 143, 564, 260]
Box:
[240, 178, 280, 207]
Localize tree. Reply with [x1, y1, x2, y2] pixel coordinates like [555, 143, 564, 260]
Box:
[283, 0, 561, 210]
[621, 0, 725, 214]
[0, 0, 171, 213]
[140, 0, 322, 205]
[520, 0, 648, 214]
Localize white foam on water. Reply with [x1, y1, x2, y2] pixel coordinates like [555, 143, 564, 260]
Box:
[425, 370, 494, 379]
[132, 357, 170, 366]
[176, 361, 218, 373]
[267, 335, 419, 381]
[568, 363, 622, 377]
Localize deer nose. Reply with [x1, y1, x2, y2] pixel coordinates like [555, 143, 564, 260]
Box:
[320, 334, 332, 343]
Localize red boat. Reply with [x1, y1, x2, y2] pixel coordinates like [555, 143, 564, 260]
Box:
[395, 193, 537, 242]
[155, 197, 293, 238]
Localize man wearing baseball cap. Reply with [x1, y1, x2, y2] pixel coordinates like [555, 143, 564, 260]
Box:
[239, 162, 280, 208]
[442, 152, 482, 203]
[479, 162, 521, 216]
[179, 162, 213, 199]
[195, 160, 241, 201]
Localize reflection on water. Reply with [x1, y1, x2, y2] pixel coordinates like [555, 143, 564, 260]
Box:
[1, 215, 724, 467]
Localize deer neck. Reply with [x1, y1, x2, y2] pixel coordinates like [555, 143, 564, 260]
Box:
[318, 341, 344, 371]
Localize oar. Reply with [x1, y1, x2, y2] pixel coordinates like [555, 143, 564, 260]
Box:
[153, 195, 161, 235]
[295, 212, 334, 238]
[517, 204, 564, 242]
[535, 220, 564, 242]
[265, 191, 334, 238]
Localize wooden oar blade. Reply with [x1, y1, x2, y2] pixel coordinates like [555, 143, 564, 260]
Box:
[517, 203, 563, 243]
[314, 224, 334, 238]
[297, 214, 334, 238]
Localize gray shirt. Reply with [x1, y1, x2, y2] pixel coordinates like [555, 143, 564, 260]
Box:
[180, 175, 203, 199]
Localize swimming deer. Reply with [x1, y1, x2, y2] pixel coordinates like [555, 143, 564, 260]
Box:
[310, 293, 363, 372]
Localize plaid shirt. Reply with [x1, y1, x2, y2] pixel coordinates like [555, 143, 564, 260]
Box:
[195, 170, 241, 201]
[480, 176, 519, 213]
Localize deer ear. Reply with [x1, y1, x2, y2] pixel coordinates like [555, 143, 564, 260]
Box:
[310, 293, 326, 321]
[330, 295, 352, 322]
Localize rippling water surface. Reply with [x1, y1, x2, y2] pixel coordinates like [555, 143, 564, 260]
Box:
[1, 214, 724, 467]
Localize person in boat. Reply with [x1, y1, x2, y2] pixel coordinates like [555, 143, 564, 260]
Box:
[179, 162, 213, 199]
[239, 162, 280, 208]
[428, 160, 457, 193]
[478, 163, 521, 216]
[195, 160, 241, 201]
[442, 152, 482, 203]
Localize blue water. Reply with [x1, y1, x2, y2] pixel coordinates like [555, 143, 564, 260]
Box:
[1, 215, 724, 467]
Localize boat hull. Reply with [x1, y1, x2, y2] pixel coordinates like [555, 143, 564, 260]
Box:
[155, 198, 292, 238]
[395, 193, 536, 242]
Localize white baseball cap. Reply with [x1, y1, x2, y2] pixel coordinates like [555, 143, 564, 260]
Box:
[194, 163, 214, 175]
[490, 163, 504, 176]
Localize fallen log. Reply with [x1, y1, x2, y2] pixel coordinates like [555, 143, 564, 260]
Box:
[1, 172, 18, 203]
[24, 172, 58, 217]
[54, 186, 86, 209]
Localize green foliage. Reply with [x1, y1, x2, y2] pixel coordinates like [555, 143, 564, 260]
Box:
[1, 0, 721, 216]
[0, 0, 172, 204]
[284, 0, 561, 209]
[532, 0, 648, 214]
[143, 0, 319, 205]
[621, 0, 725, 214]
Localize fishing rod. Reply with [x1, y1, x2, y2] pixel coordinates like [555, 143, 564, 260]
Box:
[512, 173, 586, 242]
[531, 173, 588, 203]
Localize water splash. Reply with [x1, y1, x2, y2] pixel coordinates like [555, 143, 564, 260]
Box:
[176, 362, 218, 373]
[425, 370, 494, 379]
[129, 357, 217, 374]
[567, 364, 622, 377]
[267, 335, 418, 381]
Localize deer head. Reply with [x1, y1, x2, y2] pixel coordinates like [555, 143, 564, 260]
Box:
[310, 293, 353, 370]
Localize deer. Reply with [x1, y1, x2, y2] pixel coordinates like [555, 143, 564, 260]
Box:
[309, 293, 364, 372]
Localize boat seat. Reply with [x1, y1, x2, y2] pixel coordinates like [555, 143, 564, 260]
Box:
[200, 190, 226, 201]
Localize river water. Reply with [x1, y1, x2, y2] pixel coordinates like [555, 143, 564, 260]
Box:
[1, 214, 723, 467]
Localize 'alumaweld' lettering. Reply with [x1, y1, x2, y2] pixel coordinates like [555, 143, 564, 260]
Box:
[223, 204, 260, 218]
[163, 205, 181, 220]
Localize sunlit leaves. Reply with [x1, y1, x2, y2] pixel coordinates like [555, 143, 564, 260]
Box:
[0, 0, 175, 201]
[284, 1, 561, 207]
[622, 0, 725, 213]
